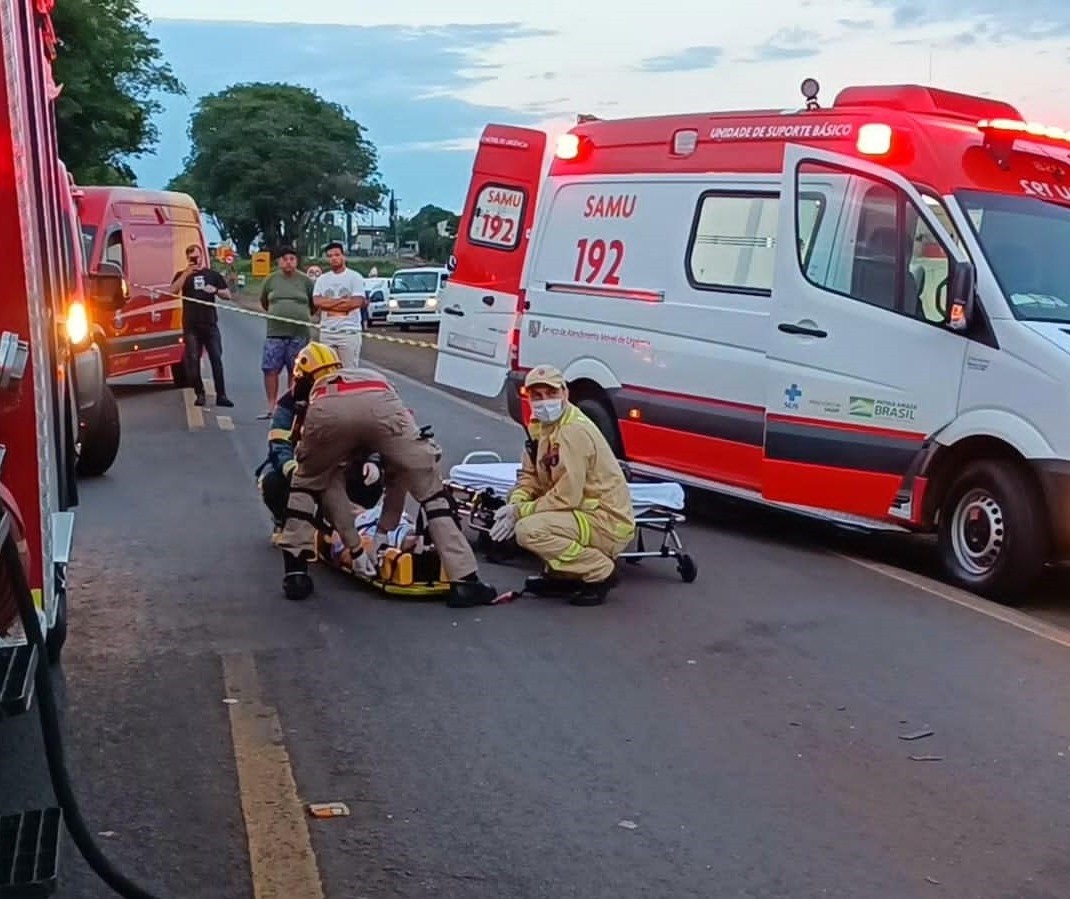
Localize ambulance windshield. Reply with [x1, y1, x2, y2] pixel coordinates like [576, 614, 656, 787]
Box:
[958, 190, 1070, 323]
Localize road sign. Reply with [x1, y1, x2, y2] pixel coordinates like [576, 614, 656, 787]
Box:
[251, 251, 272, 278]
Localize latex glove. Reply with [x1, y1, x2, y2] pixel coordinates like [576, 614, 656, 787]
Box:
[489, 503, 519, 542]
[351, 548, 378, 578]
[282, 459, 297, 478]
[362, 461, 381, 485]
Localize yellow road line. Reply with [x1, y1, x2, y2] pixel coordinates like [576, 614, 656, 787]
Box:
[216, 415, 235, 431]
[221, 652, 325, 899]
[838, 554, 1070, 651]
[183, 388, 204, 430]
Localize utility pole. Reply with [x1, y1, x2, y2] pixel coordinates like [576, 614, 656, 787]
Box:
[390, 190, 400, 258]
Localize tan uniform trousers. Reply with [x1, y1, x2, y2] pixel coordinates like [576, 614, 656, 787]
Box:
[514, 510, 631, 583]
[275, 386, 479, 581]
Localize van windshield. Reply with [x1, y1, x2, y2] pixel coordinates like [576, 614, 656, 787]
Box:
[958, 189, 1070, 323]
[391, 271, 440, 294]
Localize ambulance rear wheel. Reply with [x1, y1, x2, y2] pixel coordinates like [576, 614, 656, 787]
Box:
[76, 385, 120, 477]
[576, 397, 623, 458]
[46, 588, 67, 665]
[937, 459, 1047, 605]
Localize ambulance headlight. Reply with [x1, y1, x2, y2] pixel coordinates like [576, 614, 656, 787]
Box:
[426, 296, 438, 308]
[388, 299, 398, 309]
[65, 300, 90, 346]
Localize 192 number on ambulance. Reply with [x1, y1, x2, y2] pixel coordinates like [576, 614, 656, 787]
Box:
[574, 238, 624, 285]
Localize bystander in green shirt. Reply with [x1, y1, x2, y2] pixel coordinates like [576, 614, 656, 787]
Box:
[259, 270, 314, 339]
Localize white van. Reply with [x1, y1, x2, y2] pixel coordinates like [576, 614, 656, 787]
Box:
[387, 266, 449, 330]
[435, 83, 1070, 604]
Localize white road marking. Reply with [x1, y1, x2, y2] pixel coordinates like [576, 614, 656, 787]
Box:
[183, 388, 204, 430]
[838, 554, 1070, 651]
[217, 415, 235, 431]
[222, 652, 325, 899]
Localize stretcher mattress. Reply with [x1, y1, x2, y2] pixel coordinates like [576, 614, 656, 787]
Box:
[448, 462, 685, 513]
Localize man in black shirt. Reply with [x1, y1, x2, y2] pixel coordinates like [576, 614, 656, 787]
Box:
[170, 244, 234, 407]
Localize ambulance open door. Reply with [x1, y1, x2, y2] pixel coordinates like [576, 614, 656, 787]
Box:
[434, 124, 546, 398]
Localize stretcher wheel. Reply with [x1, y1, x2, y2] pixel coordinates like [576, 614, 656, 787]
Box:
[677, 554, 697, 583]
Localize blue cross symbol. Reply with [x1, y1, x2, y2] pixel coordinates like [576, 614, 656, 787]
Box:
[785, 383, 802, 404]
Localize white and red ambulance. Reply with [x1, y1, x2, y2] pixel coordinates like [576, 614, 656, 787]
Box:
[436, 80, 1070, 603]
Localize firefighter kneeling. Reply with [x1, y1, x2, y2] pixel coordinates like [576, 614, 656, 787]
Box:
[275, 342, 498, 608]
[488, 366, 636, 606]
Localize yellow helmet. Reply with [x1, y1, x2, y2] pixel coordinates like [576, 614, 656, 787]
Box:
[293, 342, 342, 380]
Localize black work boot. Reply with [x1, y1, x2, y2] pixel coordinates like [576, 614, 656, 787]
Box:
[447, 574, 497, 608]
[524, 572, 580, 597]
[569, 579, 612, 607]
[282, 552, 313, 601]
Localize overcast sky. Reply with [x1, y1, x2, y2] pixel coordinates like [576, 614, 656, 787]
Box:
[135, 0, 1070, 216]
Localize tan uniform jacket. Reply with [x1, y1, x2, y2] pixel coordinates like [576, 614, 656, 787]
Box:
[507, 404, 635, 541]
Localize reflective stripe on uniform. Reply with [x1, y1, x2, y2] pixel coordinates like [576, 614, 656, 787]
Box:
[549, 541, 585, 570]
[518, 500, 537, 518]
[572, 509, 592, 546]
[268, 428, 291, 441]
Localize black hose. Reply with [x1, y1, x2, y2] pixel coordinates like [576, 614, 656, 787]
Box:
[6, 533, 165, 898]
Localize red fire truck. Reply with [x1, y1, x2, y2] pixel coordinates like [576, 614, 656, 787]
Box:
[1, 0, 126, 890]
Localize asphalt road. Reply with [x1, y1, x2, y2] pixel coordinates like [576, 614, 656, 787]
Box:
[3, 307, 1070, 898]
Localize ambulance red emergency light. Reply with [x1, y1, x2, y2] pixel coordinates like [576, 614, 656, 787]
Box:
[436, 80, 1070, 603]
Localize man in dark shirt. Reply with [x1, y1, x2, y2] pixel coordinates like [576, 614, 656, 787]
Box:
[170, 243, 233, 407]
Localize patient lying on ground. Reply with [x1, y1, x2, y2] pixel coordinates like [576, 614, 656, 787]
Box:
[327, 502, 417, 561]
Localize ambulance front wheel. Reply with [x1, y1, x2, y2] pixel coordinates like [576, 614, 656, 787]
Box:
[937, 459, 1048, 606]
[75, 384, 121, 477]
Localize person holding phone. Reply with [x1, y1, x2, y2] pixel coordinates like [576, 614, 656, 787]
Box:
[170, 243, 233, 407]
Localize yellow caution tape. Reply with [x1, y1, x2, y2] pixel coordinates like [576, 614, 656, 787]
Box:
[130, 284, 439, 350]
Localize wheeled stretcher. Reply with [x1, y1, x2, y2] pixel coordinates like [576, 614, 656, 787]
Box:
[445, 452, 698, 582]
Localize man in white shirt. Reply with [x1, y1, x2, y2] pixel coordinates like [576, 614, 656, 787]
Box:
[312, 241, 366, 367]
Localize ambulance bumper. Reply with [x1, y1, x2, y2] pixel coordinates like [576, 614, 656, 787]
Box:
[1033, 459, 1070, 559]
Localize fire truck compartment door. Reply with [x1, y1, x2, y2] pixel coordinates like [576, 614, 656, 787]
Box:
[762, 143, 971, 520]
[435, 125, 546, 397]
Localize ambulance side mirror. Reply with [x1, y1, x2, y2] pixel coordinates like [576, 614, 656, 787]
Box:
[944, 261, 976, 332]
[87, 262, 127, 308]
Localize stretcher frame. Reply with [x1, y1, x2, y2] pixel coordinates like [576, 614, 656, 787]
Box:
[445, 451, 698, 583]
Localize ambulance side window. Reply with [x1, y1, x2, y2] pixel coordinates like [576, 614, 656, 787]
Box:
[103, 229, 124, 270]
[797, 163, 951, 324]
[687, 191, 825, 294]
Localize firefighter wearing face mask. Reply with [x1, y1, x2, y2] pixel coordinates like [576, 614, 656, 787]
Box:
[488, 365, 635, 606]
[276, 341, 498, 608]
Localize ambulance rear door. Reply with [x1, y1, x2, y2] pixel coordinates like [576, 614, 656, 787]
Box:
[434, 124, 546, 397]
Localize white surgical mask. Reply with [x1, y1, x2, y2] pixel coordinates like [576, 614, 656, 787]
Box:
[531, 398, 564, 423]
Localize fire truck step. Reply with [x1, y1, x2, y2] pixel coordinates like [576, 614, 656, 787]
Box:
[0, 808, 61, 897]
[0, 645, 37, 719]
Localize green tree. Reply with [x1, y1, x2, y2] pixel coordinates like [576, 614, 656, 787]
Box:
[171, 82, 386, 256]
[52, 0, 184, 184]
[398, 204, 459, 262]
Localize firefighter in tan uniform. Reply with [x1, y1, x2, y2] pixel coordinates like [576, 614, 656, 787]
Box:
[488, 366, 635, 606]
[276, 342, 498, 608]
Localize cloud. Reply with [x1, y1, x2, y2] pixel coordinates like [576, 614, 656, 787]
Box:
[866, 0, 1070, 37]
[140, 19, 552, 212]
[636, 45, 722, 72]
[748, 27, 822, 61]
[836, 18, 875, 30]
